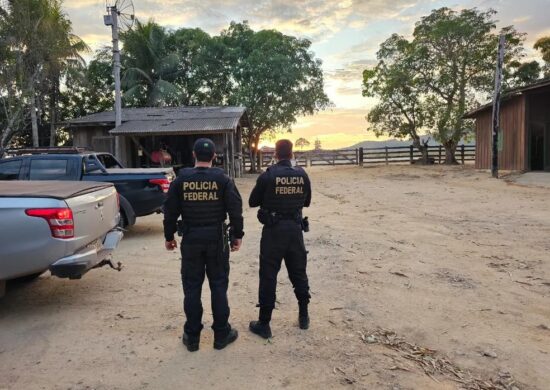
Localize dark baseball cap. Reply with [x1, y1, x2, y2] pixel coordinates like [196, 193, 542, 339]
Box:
[193, 138, 216, 161]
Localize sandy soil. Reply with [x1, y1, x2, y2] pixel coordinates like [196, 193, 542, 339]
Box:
[1, 165, 549, 390]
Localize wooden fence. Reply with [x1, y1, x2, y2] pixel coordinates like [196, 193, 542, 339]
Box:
[244, 144, 475, 169]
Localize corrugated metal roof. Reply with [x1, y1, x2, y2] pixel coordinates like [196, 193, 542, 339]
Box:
[464, 78, 550, 118]
[68, 106, 248, 125]
[110, 118, 240, 135]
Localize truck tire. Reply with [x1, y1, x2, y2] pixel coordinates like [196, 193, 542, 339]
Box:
[118, 195, 136, 227]
[118, 209, 128, 228]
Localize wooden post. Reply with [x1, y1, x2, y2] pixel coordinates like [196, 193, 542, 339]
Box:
[257, 150, 263, 169]
[409, 145, 414, 164]
[461, 144, 465, 165]
[492, 34, 505, 178]
[385, 146, 389, 165]
[438, 145, 442, 164]
[359, 147, 364, 166]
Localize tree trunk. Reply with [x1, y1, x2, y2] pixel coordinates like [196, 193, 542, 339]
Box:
[49, 82, 58, 147]
[412, 137, 429, 164]
[411, 133, 430, 164]
[30, 89, 39, 147]
[443, 141, 458, 164]
[248, 133, 262, 173]
[0, 106, 24, 157]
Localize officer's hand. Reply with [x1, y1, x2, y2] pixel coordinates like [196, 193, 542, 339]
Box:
[231, 239, 242, 252]
[165, 240, 178, 251]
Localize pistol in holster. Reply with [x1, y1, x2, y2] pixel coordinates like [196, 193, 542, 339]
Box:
[301, 216, 310, 233]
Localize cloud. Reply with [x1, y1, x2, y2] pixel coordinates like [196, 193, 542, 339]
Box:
[61, 0, 548, 146]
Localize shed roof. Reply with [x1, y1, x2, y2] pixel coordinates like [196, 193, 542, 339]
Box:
[465, 78, 550, 118]
[66, 106, 250, 135]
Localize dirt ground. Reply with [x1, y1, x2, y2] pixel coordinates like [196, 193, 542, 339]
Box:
[1, 165, 549, 390]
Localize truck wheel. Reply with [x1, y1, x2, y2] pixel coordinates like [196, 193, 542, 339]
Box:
[118, 210, 128, 229]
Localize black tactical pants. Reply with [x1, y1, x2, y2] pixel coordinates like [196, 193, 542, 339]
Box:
[258, 220, 310, 322]
[180, 226, 230, 338]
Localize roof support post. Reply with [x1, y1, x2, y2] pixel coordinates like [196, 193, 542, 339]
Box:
[491, 34, 505, 178]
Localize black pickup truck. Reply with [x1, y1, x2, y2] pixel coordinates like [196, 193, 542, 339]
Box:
[0, 148, 175, 227]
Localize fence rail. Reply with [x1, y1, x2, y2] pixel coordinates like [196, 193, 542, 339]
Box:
[244, 144, 475, 169]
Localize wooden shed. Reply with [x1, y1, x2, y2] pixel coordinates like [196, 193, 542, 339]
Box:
[465, 79, 550, 171]
[65, 106, 251, 178]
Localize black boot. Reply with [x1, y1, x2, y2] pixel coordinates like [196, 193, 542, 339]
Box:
[249, 321, 272, 339]
[213, 328, 239, 350]
[298, 301, 310, 330]
[182, 333, 200, 352]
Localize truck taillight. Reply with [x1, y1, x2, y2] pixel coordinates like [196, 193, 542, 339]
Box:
[149, 178, 170, 193]
[25, 208, 74, 239]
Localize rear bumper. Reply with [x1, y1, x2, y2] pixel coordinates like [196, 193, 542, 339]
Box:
[49, 230, 124, 279]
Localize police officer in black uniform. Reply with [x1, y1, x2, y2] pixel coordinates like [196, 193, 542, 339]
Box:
[248, 139, 312, 339]
[164, 138, 244, 352]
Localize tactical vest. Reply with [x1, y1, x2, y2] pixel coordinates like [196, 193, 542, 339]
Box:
[179, 167, 227, 226]
[262, 163, 308, 214]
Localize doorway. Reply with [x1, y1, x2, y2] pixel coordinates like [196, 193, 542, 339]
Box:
[530, 123, 545, 171]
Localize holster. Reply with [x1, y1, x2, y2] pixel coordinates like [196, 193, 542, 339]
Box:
[301, 217, 310, 233]
[257, 209, 278, 227]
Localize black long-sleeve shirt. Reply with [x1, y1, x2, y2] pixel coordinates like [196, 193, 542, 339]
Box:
[249, 160, 311, 211]
[163, 167, 244, 241]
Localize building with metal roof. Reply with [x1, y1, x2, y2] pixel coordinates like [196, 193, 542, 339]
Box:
[465, 79, 550, 172]
[66, 106, 251, 177]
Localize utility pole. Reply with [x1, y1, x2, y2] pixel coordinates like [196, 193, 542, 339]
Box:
[491, 34, 505, 178]
[110, 7, 122, 160]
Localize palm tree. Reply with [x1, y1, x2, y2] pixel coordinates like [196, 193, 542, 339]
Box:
[42, 1, 89, 145]
[1, 0, 88, 147]
[121, 20, 181, 107]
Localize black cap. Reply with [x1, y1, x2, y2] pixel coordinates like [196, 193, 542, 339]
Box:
[193, 138, 216, 162]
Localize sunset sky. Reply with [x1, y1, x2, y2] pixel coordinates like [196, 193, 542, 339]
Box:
[64, 0, 548, 149]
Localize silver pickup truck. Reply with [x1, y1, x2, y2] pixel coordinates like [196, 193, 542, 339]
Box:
[0, 181, 123, 297]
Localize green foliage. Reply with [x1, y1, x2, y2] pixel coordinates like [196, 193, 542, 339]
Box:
[0, 0, 87, 150]
[121, 20, 180, 107]
[363, 8, 529, 163]
[110, 20, 328, 170]
[314, 138, 322, 150]
[534, 36, 550, 76]
[221, 22, 330, 159]
[295, 137, 310, 150]
[362, 34, 432, 160]
[505, 60, 542, 89]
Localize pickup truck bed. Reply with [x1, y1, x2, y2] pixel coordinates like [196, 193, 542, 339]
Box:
[0, 181, 123, 297]
[0, 152, 175, 227]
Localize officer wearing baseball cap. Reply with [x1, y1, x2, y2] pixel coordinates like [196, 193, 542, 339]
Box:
[164, 138, 244, 351]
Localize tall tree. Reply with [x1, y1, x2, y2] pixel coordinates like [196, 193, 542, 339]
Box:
[534, 36, 550, 77]
[411, 8, 524, 163]
[222, 22, 330, 171]
[42, 1, 88, 146]
[167, 28, 232, 105]
[295, 137, 310, 150]
[505, 60, 542, 89]
[0, 0, 87, 149]
[363, 34, 432, 163]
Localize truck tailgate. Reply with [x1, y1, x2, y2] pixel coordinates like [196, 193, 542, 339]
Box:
[64, 185, 119, 253]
